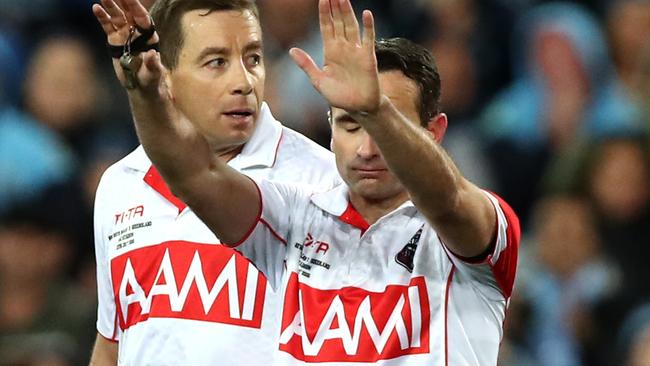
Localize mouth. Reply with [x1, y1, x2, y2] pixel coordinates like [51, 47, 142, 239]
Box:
[353, 168, 387, 179]
[221, 108, 256, 129]
[223, 108, 255, 119]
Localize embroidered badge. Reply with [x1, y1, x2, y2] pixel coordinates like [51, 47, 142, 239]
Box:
[395, 226, 424, 272]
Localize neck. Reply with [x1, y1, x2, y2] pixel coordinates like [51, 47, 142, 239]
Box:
[212, 143, 245, 163]
[349, 190, 410, 225]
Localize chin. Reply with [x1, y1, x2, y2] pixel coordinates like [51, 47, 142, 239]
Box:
[226, 130, 252, 146]
[224, 119, 255, 137]
[352, 178, 406, 202]
[352, 181, 388, 200]
[223, 113, 256, 130]
[206, 129, 251, 149]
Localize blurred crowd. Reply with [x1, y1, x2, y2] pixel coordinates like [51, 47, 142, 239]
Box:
[0, 0, 649, 365]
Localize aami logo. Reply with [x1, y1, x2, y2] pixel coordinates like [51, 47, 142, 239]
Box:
[279, 273, 430, 362]
[111, 241, 266, 330]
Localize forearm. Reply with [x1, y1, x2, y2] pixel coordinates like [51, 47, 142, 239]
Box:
[126, 90, 259, 244]
[353, 97, 495, 256]
[353, 97, 463, 214]
[89, 334, 117, 366]
[127, 90, 213, 190]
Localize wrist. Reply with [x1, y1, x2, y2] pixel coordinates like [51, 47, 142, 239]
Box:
[349, 95, 391, 122]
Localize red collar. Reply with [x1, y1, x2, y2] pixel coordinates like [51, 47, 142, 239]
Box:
[339, 202, 370, 233]
[143, 166, 187, 214]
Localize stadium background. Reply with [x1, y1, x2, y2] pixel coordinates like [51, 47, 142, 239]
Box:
[0, 0, 649, 364]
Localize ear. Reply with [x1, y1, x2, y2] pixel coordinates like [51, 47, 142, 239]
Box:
[426, 113, 448, 143]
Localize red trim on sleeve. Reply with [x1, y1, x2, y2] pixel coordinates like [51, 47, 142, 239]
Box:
[260, 218, 288, 245]
[339, 202, 370, 233]
[111, 311, 119, 341]
[488, 193, 520, 299]
[226, 177, 264, 248]
[444, 266, 456, 366]
[143, 166, 187, 214]
[100, 332, 119, 343]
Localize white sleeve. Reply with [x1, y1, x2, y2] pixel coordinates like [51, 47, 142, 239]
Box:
[94, 172, 120, 342]
[230, 179, 302, 290]
[444, 191, 521, 300]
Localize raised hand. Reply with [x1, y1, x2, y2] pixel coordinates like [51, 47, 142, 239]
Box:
[290, 0, 381, 115]
[92, 0, 165, 96]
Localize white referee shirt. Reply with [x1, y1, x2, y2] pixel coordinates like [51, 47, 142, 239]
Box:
[235, 180, 520, 365]
[93, 103, 340, 365]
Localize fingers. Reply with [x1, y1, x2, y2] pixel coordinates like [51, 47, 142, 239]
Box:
[318, 0, 334, 41]
[362, 10, 375, 47]
[92, 4, 117, 34]
[94, 0, 159, 49]
[100, 0, 128, 28]
[94, 0, 131, 46]
[123, 50, 165, 96]
[325, 0, 362, 44]
[330, 0, 346, 40]
[289, 48, 323, 91]
[141, 50, 163, 85]
[122, 0, 153, 28]
[339, 0, 360, 44]
[113, 0, 135, 24]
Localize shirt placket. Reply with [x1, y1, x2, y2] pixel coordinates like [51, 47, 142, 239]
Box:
[346, 227, 370, 285]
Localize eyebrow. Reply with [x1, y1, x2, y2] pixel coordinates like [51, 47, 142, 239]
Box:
[242, 41, 263, 53]
[196, 41, 263, 63]
[196, 46, 228, 63]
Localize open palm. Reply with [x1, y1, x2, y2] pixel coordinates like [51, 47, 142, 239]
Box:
[290, 0, 381, 114]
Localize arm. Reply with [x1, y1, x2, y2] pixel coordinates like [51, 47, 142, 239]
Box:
[91, 0, 259, 244]
[356, 101, 496, 258]
[89, 334, 117, 366]
[125, 63, 259, 245]
[290, 0, 496, 257]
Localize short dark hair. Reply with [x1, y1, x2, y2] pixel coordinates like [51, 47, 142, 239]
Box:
[375, 37, 441, 126]
[150, 0, 259, 69]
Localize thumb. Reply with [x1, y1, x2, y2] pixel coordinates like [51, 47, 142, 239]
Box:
[289, 47, 323, 91]
[137, 50, 165, 95]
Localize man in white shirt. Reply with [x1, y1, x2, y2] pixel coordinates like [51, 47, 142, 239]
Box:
[90, 0, 338, 364]
[101, 0, 520, 364]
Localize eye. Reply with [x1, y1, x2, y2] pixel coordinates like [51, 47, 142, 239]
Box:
[247, 54, 262, 66]
[206, 57, 226, 68]
[344, 124, 361, 133]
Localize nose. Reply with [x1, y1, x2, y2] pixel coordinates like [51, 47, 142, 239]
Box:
[356, 132, 380, 160]
[229, 58, 253, 95]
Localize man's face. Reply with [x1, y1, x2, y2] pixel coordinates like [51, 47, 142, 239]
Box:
[167, 9, 264, 150]
[331, 71, 423, 202]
